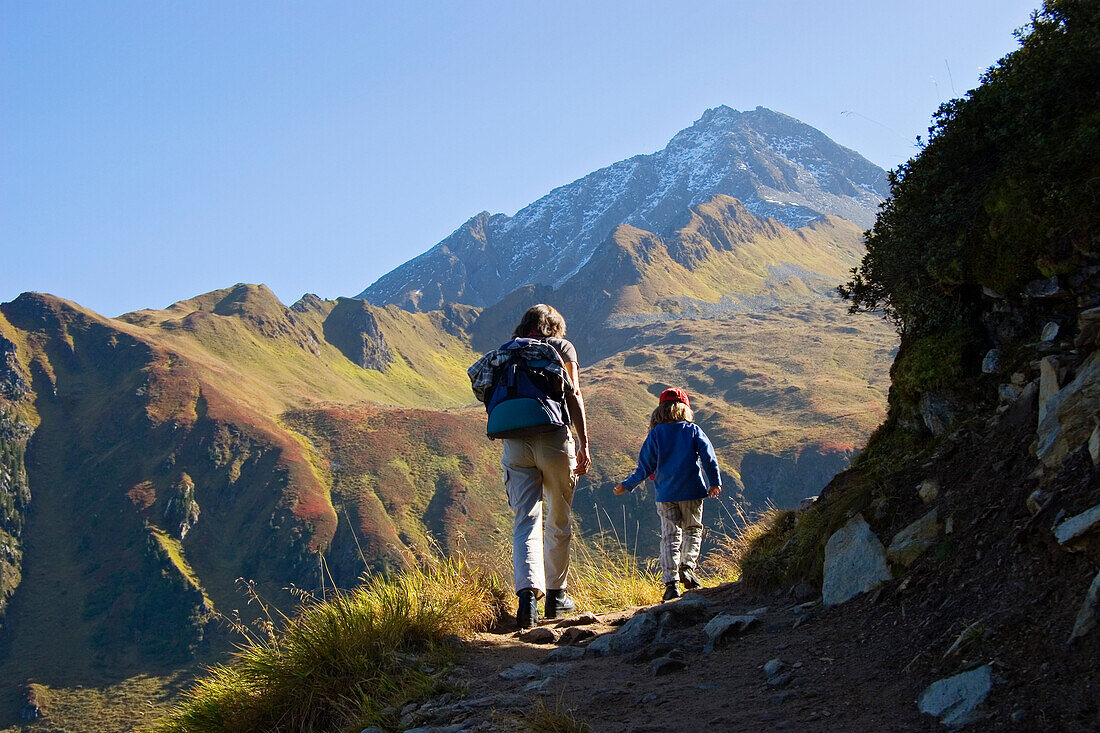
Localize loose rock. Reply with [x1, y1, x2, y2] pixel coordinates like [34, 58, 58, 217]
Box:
[498, 662, 540, 681]
[763, 658, 784, 677]
[1037, 350, 1100, 467]
[559, 626, 595, 645]
[647, 592, 713, 623]
[1041, 321, 1060, 342]
[1053, 502, 1100, 549]
[766, 672, 793, 688]
[518, 626, 559, 644]
[1025, 489, 1046, 516]
[918, 479, 941, 503]
[523, 678, 556, 695]
[982, 349, 1000, 373]
[650, 655, 687, 677]
[586, 612, 657, 657]
[555, 612, 600, 628]
[887, 509, 941, 567]
[822, 515, 892, 607]
[543, 645, 585, 663]
[702, 613, 759, 653]
[917, 665, 993, 727]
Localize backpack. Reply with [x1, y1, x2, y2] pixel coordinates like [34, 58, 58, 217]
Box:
[468, 338, 573, 439]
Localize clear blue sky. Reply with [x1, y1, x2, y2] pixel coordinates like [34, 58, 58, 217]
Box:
[2, 1, 1038, 316]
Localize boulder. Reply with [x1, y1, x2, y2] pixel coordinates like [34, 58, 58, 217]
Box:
[887, 510, 941, 567]
[1090, 425, 1100, 465]
[822, 515, 892, 607]
[586, 612, 657, 657]
[1037, 350, 1100, 467]
[917, 665, 993, 728]
[1053, 503, 1100, 549]
[1069, 568, 1100, 642]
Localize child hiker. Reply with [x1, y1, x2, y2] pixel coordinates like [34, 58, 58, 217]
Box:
[614, 388, 721, 601]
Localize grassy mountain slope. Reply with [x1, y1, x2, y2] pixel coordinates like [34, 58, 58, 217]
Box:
[0, 286, 494, 715]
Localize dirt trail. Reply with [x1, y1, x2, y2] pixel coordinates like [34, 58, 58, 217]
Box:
[425, 582, 939, 732]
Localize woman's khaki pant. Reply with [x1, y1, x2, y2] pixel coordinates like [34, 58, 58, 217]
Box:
[502, 428, 577, 594]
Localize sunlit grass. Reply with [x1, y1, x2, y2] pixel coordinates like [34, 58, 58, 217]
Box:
[149, 558, 505, 733]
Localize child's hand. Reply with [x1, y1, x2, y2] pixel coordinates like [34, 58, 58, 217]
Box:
[613, 483, 627, 495]
[708, 486, 721, 498]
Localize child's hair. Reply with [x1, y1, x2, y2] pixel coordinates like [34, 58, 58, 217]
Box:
[649, 400, 694, 430]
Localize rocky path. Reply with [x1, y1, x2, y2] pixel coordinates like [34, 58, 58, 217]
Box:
[393, 582, 940, 732]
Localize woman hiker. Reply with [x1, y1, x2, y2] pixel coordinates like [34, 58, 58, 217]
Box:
[500, 304, 591, 628]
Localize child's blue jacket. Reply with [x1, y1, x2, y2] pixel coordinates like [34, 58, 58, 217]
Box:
[621, 421, 722, 502]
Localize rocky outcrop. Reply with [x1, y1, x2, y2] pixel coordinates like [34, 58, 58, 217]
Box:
[322, 298, 393, 371]
[822, 514, 892, 607]
[164, 472, 201, 540]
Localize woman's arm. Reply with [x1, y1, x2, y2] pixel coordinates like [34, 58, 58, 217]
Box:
[563, 361, 591, 476]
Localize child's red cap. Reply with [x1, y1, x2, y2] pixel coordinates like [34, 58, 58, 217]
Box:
[658, 388, 690, 408]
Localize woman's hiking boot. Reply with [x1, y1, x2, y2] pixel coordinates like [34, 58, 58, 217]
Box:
[516, 589, 539, 629]
[544, 589, 575, 619]
[662, 582, 681, 601]
[678, 565, 702, 590]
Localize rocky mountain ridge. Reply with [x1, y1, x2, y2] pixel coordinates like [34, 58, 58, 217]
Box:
[360, 106, 888, 311]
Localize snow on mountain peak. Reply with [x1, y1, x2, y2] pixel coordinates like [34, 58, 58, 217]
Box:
[358, 107, 889, 311]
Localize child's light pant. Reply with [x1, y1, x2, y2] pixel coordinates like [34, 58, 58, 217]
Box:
[656, 499, 704, 584]
[502, 428, 578, 594]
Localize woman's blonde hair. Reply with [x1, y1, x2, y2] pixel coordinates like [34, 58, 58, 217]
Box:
[649, 400, 694, 430]
[513, 304, 566, 339]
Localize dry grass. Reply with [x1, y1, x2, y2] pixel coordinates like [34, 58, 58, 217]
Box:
[514, 696, 592, 732]
[148, 558, 505, 733]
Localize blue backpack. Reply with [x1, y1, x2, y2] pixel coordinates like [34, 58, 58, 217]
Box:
[470, 338, 572, 439]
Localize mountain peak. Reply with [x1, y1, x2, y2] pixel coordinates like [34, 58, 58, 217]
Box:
[359, 106, 888, 311]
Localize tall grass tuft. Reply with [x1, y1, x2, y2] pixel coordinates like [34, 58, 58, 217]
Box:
[151, 558, 503, 733]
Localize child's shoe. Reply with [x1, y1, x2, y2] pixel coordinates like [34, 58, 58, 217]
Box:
[679, 565, 702, 590]
[662, 582, 681, 601]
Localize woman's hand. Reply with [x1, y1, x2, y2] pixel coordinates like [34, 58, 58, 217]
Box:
[613, 483, 627, 495]
[708, 486, 721, 498]
[574, 443, 591, 476]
